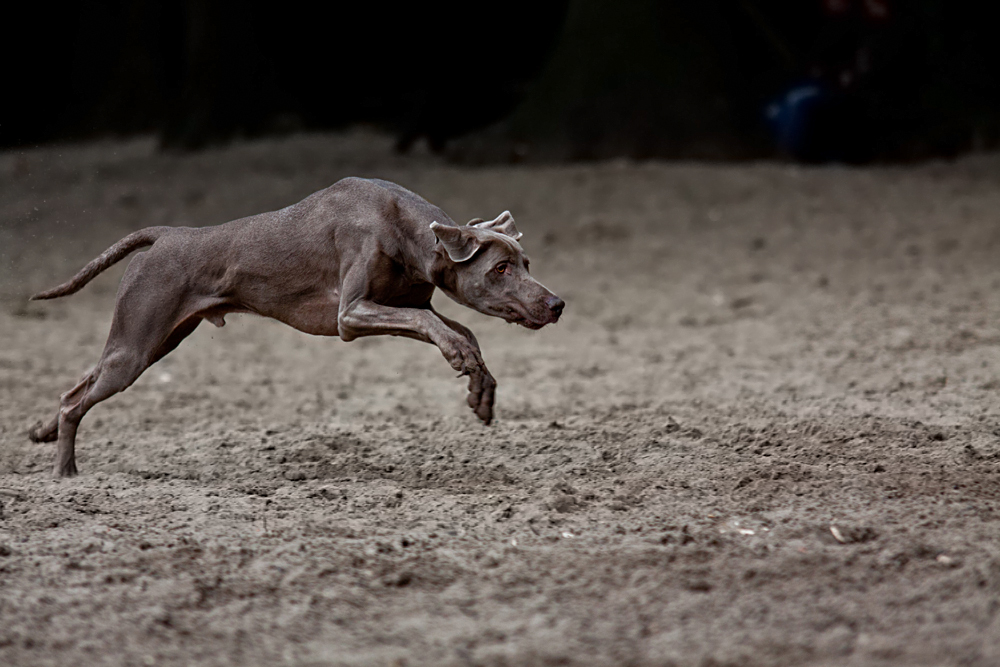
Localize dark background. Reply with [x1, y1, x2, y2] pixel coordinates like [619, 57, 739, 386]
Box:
[6, 0, 1000, 163]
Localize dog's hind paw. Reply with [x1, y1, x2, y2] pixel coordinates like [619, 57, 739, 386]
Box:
[28, 420, 58, 443]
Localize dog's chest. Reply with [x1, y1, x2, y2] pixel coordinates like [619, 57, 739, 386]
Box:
[381, 281, 435, 308]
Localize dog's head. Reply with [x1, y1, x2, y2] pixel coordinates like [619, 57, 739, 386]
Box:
[430, 212, 564, 329]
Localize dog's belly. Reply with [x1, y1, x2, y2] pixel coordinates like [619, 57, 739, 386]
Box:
[260, 293, 341, 337]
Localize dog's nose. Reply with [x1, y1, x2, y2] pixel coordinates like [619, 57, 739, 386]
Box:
[545, 295, 565, 318]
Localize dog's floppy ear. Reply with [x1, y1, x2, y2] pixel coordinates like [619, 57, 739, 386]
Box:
[469, 211, 522, 240]
[430, 222, 481, 262]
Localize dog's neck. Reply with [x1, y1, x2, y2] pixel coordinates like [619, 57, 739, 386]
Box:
[426, 245, 459, 297]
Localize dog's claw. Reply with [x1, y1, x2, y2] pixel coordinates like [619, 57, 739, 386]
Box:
[53, 459, 78, 477]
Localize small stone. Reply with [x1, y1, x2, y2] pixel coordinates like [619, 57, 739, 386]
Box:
[383, 571, 412, 587]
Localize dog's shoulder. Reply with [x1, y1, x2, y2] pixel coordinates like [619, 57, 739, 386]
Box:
[319, 178, 450, 228]
[326, 177, 424, 207]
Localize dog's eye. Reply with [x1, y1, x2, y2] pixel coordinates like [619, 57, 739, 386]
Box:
[495, 263, 508, 275]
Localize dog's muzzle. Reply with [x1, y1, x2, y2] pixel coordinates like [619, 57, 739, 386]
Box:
[545, 295, 565, 321]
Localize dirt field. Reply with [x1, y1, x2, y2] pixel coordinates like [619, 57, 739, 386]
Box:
[2, 132, 999, 666]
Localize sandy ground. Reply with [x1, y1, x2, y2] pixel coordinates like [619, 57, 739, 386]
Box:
[1, 131, 1000, 667]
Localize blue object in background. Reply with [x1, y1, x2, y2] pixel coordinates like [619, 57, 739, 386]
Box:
[764, 80, 831, 159]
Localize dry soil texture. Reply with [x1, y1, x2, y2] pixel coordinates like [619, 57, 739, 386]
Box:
[2, 133, 1000, 667]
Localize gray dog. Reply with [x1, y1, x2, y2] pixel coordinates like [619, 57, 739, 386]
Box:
[28, 178, 564, 477]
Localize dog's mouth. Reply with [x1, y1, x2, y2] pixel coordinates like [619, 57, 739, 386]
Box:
[515, 318, 546, 330]
[504, 308, 556, 329]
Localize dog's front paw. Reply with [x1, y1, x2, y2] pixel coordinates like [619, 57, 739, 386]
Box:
[442, 338, 482, 375]
[439, 338, 495, 424]
[466, 370, 496, 425]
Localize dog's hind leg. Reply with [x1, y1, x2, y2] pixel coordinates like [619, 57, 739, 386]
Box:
[29, 367, 95, 444]
[51, 313, 202, 477]
[28, 413, 60, 443]
[50, 254, 206, 477]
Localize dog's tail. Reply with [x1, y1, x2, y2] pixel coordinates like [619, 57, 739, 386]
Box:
[30, 226, 173, 300]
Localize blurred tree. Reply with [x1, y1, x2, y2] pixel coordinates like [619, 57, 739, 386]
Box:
[5, 0, 1000, 161]
[159, 0, 278, 149]
[449, 0, 749, 162]
[1, 1, 567, 150]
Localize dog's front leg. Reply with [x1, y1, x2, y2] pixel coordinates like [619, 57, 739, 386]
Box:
[338, 299, 496, 424]
[430, 307, 497, 423]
